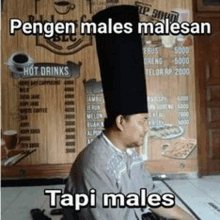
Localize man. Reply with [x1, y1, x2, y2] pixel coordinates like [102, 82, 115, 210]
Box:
[63, 6, 194, 220]
[63, 113, 194, 220]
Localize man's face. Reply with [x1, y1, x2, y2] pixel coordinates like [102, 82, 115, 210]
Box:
[122, 113, 148, 148]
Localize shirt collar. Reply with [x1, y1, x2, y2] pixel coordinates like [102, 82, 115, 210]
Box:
[102, 132, 123, 153]
[102, 132, 133, 155]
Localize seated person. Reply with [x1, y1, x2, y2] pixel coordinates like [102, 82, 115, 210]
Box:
[63, 114, 194, 220]
[63, 5, 194, 220]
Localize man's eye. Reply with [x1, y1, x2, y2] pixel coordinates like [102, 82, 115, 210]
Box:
[140, 119, 147, 124]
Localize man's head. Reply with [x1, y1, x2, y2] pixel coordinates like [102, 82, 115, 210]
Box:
[104, 113, 149, 150]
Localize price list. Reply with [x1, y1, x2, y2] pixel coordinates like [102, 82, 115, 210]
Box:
[143, 42, 191, 77]
[85, 81, 106, 145]
[18, 78, 77, 155]
[19, 80, 43, 149]
[177, 95, 190, 127]
[147, 95, 172, 127]
[173, 46, 190, 76]
[147, 94, 191, 131]
[64, 80, 76, 154]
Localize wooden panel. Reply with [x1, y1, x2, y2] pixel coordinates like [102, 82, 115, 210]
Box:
[1, 0, 198, 177]
[194, 15, 220, 175]
[207, 86, 220, 102]
[209, 128, 220, 159]
[206, 40, 220, 85]
[207, 107, 220, 123]
[1, 164, 72, 179]
[145, 159, 197, 173]
[196, 0, 220, 12]
[209, 159, 220, 174]
[206, 27, 220, 173]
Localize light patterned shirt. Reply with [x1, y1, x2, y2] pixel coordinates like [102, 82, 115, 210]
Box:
[64, 133, 161, 220]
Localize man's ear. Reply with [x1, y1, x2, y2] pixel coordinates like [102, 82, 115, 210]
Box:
[115, 115, 125, 131]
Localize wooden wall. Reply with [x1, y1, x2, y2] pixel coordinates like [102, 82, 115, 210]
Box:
[1, 0, 198, 178]
[193, 1, 220, 176]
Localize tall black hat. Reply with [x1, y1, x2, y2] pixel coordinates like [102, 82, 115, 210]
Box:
[92, 5, 148, 118]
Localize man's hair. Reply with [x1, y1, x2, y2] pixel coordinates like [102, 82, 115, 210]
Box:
[104, 115, 131, 129]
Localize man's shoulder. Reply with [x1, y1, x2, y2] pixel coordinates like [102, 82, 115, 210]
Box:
[74, 134, 115, 169]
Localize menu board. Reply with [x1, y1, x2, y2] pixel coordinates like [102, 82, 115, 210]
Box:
[2, 60, 80, 165]
[143, 44, 192, 129]
[18, 78, 76, 152]
[141, 35, 197, 162]
[1, 0, 197, 175]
